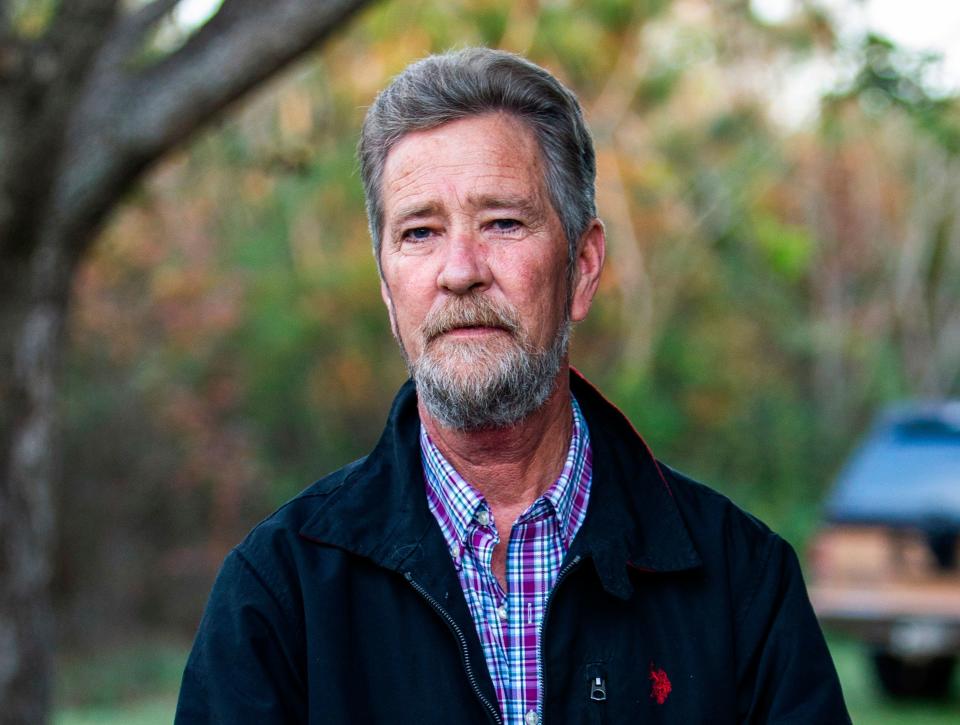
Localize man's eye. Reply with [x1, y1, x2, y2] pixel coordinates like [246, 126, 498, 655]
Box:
[402, 227, 433, 242]
[490, 219, 521, 233]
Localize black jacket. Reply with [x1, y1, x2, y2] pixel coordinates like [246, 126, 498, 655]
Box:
[176, 372, 850, 724]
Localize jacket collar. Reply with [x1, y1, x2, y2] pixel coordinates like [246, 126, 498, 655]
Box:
[565, 370, 702, 597]
[299, 370, 701, 599]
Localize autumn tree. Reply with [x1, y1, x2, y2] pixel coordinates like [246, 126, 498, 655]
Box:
[0, 0, 375, 721]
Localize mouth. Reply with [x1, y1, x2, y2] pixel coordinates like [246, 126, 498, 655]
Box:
[430, 324, 511, 343]
[443, 324, 506, 335]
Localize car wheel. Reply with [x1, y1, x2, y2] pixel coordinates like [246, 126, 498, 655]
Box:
[871, 651, 956, 699]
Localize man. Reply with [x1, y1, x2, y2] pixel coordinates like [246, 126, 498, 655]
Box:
[176, 48, 849, 724]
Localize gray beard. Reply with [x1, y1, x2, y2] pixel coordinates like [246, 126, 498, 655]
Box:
[409, 320, 570, 431]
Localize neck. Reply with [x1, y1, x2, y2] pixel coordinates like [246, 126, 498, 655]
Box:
[419, 368, 573, 512]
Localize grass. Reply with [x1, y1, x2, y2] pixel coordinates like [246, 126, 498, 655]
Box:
[53, 636, 959, 723]
[827, 635, 960, 724]
[55, 696, 180, 725]
[54, 641, 188, 725]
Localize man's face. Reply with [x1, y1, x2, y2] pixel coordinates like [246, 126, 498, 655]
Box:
[378, 113, 596, 429]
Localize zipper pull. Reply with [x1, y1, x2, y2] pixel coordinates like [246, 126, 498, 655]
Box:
[589, 675, 607, 702]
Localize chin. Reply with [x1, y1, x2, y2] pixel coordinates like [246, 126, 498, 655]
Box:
[418, 335, 505, 376]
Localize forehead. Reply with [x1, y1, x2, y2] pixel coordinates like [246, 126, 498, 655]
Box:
[381, 113, 547, 219]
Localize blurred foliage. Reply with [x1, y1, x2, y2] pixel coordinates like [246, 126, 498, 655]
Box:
[8, 0, 57, 36]
[56, 0, 960, 665]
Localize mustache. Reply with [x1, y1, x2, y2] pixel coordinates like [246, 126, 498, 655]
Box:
[420, 295, 521, 344]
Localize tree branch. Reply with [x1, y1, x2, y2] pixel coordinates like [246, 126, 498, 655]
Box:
[125, 0, 374, 148]
[44, 0, 375, 262]
[96, 0, 182, 72]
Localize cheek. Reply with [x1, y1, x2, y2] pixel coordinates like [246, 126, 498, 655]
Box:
[516, 251, 567, 300]
[494, 245, 555, 287]
[501, 259, 567, 337]
[384, 275, 435, 332]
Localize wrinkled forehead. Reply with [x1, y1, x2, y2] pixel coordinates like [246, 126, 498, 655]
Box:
[381, 113, 549, 218]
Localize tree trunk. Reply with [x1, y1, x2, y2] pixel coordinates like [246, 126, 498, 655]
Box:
[0, 242, 72, 723]
[0, 1, 376, 719]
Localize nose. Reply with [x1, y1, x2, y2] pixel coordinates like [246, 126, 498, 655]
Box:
[436, 230, 492, 295]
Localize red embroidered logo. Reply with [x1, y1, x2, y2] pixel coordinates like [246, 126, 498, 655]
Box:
[649, 663, 672, 705]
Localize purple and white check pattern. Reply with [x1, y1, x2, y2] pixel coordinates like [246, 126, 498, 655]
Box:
[421, 398, 592, 725]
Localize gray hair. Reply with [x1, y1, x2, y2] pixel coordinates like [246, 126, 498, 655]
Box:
[358, 47, 597, 282]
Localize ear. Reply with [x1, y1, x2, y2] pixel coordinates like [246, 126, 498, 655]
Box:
[380, 278, 399, 338]
[570, 219, 606, 323]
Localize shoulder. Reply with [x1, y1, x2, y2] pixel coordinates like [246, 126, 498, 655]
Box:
[659, 462, 781, 553]
[656, 463, 797, 611]
[243, 457, 365, 543]
[222, 457, 368, 595]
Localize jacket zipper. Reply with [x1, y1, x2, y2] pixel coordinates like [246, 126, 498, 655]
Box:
[404, 572, 503, 725]
[538, 554, 584, 723]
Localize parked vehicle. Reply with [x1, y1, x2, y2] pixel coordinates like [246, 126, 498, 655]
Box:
[808, 402, 960, 698]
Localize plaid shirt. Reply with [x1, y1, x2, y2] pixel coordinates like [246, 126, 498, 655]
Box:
[421, 398, 592, 725]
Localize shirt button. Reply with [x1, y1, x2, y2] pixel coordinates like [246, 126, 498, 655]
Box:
[496, 605, 508, 621]
[524, 710, 538, 725]
[476, 510, 490, 526]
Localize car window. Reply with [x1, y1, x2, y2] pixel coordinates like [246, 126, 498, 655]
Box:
[826, 412, 960, 526]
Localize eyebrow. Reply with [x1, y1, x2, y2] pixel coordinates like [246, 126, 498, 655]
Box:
[391, 202, 444, 227]
[392, 194, 541, 220]
[467, 193, 543, 218]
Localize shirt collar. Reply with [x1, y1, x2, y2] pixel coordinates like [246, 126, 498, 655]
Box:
[421, 396, 592, 560]
[421, 423, 485, 565]
[541, 396, 592, 547]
